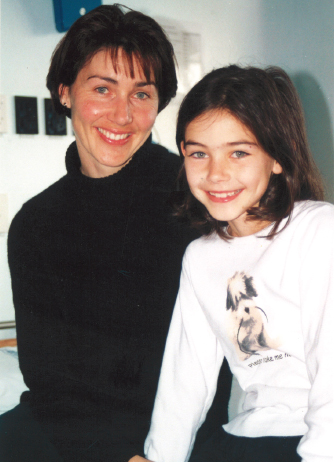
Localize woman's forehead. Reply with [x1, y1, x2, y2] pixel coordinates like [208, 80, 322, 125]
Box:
[83, 48, 155, 83]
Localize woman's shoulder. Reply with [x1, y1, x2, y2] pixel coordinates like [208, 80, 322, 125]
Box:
[18, 176, 69, 215]
[136, 142, 181, 192]
[146, 142, 181, 174]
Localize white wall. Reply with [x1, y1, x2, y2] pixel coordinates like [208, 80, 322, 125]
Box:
[1, 0, 333, 324]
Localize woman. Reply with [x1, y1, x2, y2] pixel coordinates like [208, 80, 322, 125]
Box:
[1, 5, 230, 462]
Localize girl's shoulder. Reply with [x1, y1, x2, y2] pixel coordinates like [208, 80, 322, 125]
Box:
[183, 200, 334, 263]
[293, 199, 334, 215]
[290, 200, 334, 228]
[184, 233, 223, 264]
[280, 200, 334, 247]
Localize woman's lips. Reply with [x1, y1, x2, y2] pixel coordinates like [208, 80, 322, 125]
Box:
[206, 189, 243, 202]
[97, 127, 131, 144]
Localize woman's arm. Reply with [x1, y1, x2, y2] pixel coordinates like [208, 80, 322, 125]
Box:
[144, 249, 224, 462]
[8, 207, 69, 395]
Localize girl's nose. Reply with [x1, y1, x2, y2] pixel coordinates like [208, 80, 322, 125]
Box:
[207, 157, 231, 183]
[109, 96, 132, 125]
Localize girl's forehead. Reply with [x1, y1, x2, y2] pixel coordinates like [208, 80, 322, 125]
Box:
[185, 110, 256, 141]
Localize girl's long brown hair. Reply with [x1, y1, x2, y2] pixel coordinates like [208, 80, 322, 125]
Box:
[173, 65, 324, 239]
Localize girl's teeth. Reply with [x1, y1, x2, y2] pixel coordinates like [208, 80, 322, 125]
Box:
[98, 128, 129, 140]
[209, 190, 241, 198]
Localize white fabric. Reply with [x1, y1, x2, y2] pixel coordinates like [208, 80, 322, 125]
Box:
[0, 347, 28, 415]
[145, 201, 333, 462]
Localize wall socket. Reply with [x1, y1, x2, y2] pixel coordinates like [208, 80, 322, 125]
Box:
[0, 95, 8, 133]
[0, 194, 9, 233]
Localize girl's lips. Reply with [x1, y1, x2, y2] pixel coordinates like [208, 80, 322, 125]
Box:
[97, 127, 132, 144]
[206, 189, 243, 203]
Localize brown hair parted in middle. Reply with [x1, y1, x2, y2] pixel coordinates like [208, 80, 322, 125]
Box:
[46, 4, 177, 117]
[174, 65, 324, 239]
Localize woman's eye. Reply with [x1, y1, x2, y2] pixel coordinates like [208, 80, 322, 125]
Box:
[135, 92, 149, 100]
[190, 151, 208, 159]
[96, 87, 108, 94]
[231, 151, 248, 159]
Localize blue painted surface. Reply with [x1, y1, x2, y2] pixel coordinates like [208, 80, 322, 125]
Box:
[53, 0, 102, 32]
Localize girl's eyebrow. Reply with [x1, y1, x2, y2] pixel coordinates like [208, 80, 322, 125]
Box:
[227, 141, 258, 147]
[183, 140, 206, 148]
[184, 140, 258, 148]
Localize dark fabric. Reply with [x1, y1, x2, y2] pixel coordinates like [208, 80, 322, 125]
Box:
[189, 427, 302, 462]
[192, 359, 232, 456]
[0, 403, 63, 462]
[7, 138, 231, 461]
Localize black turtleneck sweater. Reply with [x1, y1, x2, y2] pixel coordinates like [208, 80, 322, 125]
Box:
[8, 139, 230, 461]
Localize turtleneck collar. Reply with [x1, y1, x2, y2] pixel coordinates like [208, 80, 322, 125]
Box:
[65, 135, 153, 184]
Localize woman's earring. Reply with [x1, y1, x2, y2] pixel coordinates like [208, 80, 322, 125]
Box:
[63, 102, 67, 107]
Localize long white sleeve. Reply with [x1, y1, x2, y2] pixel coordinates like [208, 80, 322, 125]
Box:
[145, 251, 224, 462]
[297, 206, 334, 461]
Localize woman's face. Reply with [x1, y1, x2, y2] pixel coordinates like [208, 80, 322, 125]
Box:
[60, 49, 159, 178]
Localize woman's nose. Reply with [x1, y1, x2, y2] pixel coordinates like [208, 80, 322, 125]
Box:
[109, 96, 132, 125]
[207, 158, 231, 183]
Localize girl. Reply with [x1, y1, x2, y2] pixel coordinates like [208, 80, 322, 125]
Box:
[144, 66, 332, 462]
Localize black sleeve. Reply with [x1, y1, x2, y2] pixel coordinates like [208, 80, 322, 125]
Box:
[7, 207, 68, 398]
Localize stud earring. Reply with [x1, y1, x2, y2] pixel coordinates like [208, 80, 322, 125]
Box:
[63, 102, 67, 107]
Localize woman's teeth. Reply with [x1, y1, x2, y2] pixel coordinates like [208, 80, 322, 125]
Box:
[98, 128, 129, 140]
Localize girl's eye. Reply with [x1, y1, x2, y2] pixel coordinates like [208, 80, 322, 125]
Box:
[231, 151, 249, 159]
[135, 91, 149, 100]
[190, 151, 208, 159]
[96, 87, 108, 94]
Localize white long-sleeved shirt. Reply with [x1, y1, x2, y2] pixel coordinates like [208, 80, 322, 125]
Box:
[145, 201, 333, 462]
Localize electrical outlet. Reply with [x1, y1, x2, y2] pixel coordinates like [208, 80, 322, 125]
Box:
[0, 95, 8, 133]
[0, 194, 9, 233]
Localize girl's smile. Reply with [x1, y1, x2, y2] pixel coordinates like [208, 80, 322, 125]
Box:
[206, 189, 243, 201]
[181, 110, 282, 237]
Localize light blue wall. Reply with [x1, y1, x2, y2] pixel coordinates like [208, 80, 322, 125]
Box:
[258, 0, 334, 200]
[0, 0, 333, 324]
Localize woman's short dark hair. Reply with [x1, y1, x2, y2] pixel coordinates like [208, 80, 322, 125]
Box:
[47, 4, 177, 116]
[174, 65, 324, 239]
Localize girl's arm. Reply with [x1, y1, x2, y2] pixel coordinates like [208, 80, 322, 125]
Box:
[144, 248, 224, 462]
[297, 205, 334, 462]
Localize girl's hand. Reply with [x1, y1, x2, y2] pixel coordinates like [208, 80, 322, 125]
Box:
[128, 456, 152, 462]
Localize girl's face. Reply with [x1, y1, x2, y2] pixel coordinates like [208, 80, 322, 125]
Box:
[181, 110, 282, 237]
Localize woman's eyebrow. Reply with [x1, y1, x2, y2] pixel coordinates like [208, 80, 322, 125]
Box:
[87, 75, 156, 87]
[87, 75, 117, 84]
[135, 81, 157, 88]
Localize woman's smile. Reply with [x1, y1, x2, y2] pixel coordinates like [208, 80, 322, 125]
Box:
[96, 127, 132, 143]
[60, 49, 159, 178]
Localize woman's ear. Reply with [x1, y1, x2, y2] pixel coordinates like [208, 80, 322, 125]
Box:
[58, 84, 71, 108]
[272, 160, 283, 175]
